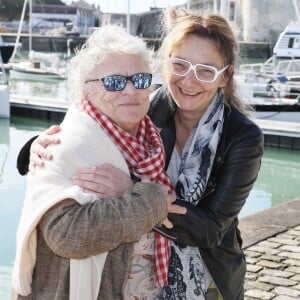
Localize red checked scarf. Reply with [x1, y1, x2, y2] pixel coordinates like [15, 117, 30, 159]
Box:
[77, 98, 173, 287]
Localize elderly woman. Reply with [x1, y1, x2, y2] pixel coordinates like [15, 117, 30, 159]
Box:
[11, 25, 186, 300]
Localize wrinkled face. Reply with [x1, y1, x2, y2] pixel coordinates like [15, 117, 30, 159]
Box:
[84, 53, 151, 135]
[167, 34, 228, 116]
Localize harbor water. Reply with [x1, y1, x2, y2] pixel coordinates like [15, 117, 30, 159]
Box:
[0, 64, 300, 299]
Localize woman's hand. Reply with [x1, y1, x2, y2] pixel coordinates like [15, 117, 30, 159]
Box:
[71, 163, 134, 199]
[161, 190, 187, 229]
[29, 125, 61, 174]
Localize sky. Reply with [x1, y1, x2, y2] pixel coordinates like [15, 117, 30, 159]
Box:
[63, 0, 188, 14]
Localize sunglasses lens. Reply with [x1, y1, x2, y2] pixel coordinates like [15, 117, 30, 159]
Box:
[103, 76, 126, 91]
[102, 73, 152, 91]
[132, 73, 152, 89]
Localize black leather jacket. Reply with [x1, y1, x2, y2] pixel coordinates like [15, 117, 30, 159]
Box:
[16, 87, 263, 300]
[149, 87, 264, 300]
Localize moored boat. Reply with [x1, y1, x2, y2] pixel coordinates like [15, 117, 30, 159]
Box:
[273, 21, 300, 58]
[0, 44, 14, 64]
[236, 16, 300, 123]
[9, 60, 67, 81]
[0, 36, 21, 64]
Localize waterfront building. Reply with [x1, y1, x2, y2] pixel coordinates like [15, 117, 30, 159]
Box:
[0, 0, 299, 58]
[235, 0, 299, 42]
[31, 1, 97, 36]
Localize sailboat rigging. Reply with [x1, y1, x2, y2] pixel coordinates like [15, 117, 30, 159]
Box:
[9, 0, 67, 80]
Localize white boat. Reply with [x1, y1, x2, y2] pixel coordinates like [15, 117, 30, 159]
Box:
[9, 51, 67, 80]
[236, 8, 300, 123]
[236, 57, 300, 123]
[273, 21, 300, 59]
[9, 64, 67, 80]
[273, 0, 300, 58]
[236, 58, 300, 99]
[237, 0, 300, 102]
[8, 0, 67, 81]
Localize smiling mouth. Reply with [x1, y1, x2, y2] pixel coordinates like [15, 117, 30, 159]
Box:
[119, 102, 140, 107]
[179, 87, 200, 96]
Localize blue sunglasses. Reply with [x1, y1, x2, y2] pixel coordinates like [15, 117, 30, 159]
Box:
[85, 72, 152, 91]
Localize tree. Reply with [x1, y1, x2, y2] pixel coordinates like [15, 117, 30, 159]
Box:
[0, 0, 24, 21]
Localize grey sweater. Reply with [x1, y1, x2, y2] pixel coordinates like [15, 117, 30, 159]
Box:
[12, 182, 167, 300]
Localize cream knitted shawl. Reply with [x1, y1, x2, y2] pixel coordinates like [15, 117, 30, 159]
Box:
[12, 104, 129, 300]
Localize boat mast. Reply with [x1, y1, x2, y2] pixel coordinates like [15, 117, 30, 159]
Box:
[126, 0, 130, 34]
[29, 0, 32, 54]
[292, 0, 300, 22]
[11, 0, 28, 61]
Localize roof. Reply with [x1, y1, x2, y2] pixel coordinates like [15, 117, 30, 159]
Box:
[72, 0, 94, 10]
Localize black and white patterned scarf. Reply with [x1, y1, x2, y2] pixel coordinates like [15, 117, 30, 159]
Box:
[164, 90, 224, 299]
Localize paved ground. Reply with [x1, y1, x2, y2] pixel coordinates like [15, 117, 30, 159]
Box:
[240, 197, 300, 299]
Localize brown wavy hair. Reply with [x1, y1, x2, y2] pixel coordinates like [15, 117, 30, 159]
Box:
[158, 8, 251, 115]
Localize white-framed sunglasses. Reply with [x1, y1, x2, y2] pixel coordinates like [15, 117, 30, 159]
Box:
[168, 57, 229, 83]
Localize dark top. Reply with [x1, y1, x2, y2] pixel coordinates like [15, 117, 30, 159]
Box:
[148, 87, 264, 300]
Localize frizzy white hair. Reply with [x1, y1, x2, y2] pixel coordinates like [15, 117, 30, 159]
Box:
[67, 25, 153, 102]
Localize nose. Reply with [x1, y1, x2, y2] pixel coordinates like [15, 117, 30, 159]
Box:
[182, 68, 199, 84]
[122, 79, 136, 93]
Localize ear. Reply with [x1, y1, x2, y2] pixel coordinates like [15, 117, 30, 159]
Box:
[219, 64, 234, 88]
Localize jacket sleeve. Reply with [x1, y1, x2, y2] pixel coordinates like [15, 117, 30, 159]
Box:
[16, 136, 38, 175]
[39, 182, 168, 259]
[160, 122, 264, 248]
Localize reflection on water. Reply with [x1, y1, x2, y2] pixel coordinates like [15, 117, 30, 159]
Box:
[0, 116, 299, 298]
[240, 148, 300, 217]
[9, 71, 68, 101]
[0, 117, 56, 299]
